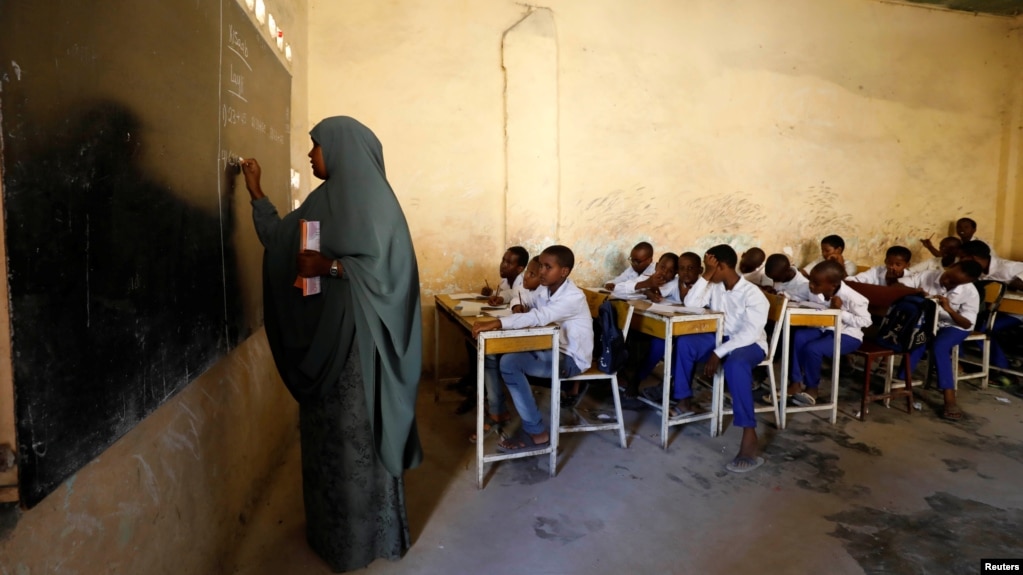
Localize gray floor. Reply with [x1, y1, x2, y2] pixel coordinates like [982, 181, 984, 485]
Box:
[231, 369, 1023, 575]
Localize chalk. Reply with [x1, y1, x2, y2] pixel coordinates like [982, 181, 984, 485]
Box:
[227, 155, 244, 168]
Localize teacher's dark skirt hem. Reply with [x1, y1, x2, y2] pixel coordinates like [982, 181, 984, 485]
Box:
[299, 341, 412, 573]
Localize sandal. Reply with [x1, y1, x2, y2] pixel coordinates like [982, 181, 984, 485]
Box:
[725, 456, 765, 473]
[496, 430, 550, 454]
[790, 392, 816, 407]
[468, 412, 512, 443]
[942, 406, 964, 421]
[668, 405, 697, 419]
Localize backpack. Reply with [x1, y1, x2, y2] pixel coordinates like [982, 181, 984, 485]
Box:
[873, 294, 937, 353]
[593, 301, 628, 374]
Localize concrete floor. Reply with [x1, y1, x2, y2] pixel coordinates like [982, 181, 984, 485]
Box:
[230, 369, 1023, 575]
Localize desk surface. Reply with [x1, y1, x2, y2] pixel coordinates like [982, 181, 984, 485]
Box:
[435, 294, 556, 355]
[1001, 291, 1023, 315]
[628, 300, 722, 338]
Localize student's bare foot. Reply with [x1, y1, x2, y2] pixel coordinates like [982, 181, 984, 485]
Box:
[942, 390, 962, 421]
[726, 428, 763, 473]
[786, 382, 804, 398]
[496, 429, 550, 453]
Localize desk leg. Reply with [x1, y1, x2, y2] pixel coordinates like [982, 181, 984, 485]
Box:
[549, 333, 559, 477]
[476, 335, 485, 489]
[779, 312, 791, 430]
[661, 322, 672, 449]
[710, 322, 723, 438]
[434, 305, 441, 401]
[830, 322, 841, 424]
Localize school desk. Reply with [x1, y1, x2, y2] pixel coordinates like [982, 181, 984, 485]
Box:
[628, 300, 724, 449]
[778, 305, 843, 429]
[433, 294, 560, 488]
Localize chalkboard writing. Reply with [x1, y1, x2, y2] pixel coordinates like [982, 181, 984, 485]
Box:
[0, 0, 291, 507]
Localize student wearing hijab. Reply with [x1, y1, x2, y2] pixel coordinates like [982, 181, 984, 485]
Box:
[241, 116, 422, 572]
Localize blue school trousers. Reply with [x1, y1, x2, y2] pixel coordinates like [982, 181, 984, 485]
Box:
[789, 328, 862, 388]
[988, 315, 1022, 369]
[907, 327, 970, 390]
[498, 350, 582, 435]
[669, 333, 765, 428]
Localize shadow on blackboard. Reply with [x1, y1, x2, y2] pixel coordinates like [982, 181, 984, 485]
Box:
[6, 99, 241, 506]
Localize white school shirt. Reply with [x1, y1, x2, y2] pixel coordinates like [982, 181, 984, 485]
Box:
[607, 263, 656, 286]
[788, 281, 873, 341]
[848, 266, 916, 287]
[509, 286, 538, 310]
[803, 258, 858, 278]
[909, 256, 947, 274]
[742, 265, 773, 287]
[656, 279, 694, 304]
[914, 270, 979, 331]
[983, 257, 1023, 284]
[684, 276, 769, 357]
[614, 273, 677, 299]
[770, 268, 810, 299]
[496, 274, 523, 304]
[500, 278, 593, 372]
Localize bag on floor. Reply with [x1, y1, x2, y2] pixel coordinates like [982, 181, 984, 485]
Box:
[873, 294, 937, 353]
[593, 301, 628, 374]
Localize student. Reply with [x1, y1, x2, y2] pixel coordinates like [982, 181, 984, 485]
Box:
[621, 253, 699, 401]
[472, 245, 593, 454]
[802, 234, 857, 278]
[510, 256, 542, 312]
[954, 217, 993, 252]
[620, 252, 677, 301]
[913, 236, 961, 273]
[740, 247, 773, 287]
[787, 260, 873, 406]
[903, 261, 983, 421]
[605, 242, 656, 291]
[676, 244, 769, 473]
[763, 253, 809, 299]
[848, 245, 915, 287]
[957, 240, 1023, 370]
[483, 246, 529, 305]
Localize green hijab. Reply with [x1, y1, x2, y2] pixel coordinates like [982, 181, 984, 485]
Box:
[261, 116, 422, 476]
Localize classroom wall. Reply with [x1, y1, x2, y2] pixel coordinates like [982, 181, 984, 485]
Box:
[306, 0, 1023, 376]
[0, 0, 310, 572]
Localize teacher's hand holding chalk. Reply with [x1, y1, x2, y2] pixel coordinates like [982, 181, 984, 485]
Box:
[240, 158, 266, 200]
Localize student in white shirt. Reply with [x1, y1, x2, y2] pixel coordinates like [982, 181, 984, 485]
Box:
[913, 236, 961, 274]
[958, 240, 1023, 369]
[848, 245, 916, 287]
[473, 245, 593, 454]
[483, 246, 529, 305]
[763, 254, 809, 299]
[802, 234, 858, 278]
[604, 242, 656, 291]
[509, 256, 541, 312]
[787, 260, 873, 407]
[903, 261, 982, 421]
[678, 245, 769, 473]
[740, 247, 773, 287]
[614, 252, 677, 300]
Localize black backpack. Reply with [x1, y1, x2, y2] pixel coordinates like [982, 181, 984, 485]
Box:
[593, 301, 628, 374]
[874, 294, 937, 353]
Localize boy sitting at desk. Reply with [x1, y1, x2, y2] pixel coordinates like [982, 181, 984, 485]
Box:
[605, 242, 655, 291]
[472, 245, 593, 454]
[787, 260, 873, 407]
[958, 240, 1023, 371]
[678, 244, 769, 473]
[482, 246, 529, 305]
[740, 247, 772, 287]
[619, 252, 678, 301]
[848, 245, 915, 287]
[913, 236, 961, 273]
[902, 261, 983, 420]
[763, 253, 809, 299]
[802, 234, 857, 278]
[510, 256, 542, 313]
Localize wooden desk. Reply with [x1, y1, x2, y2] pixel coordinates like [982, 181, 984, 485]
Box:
[778, 305, 843, 429]
[629, 300, 723, 448]
[999, 292, 1023, 316]
[433, 295, 560, 488]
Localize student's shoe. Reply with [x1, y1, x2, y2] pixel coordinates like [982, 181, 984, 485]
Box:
[790, 392, 816, 407]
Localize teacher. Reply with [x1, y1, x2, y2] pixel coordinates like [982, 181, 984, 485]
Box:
[241, 116, 423, 572]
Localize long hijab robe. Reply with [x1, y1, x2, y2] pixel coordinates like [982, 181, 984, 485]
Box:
[259, 116, 423, 477]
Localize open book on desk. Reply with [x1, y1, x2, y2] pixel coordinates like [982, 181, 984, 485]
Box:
[787, 300, 829, 310]
[645, 302, 713, 315]
[483, 306, 513, 318]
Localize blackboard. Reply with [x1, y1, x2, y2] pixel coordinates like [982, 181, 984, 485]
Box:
[0, 0, 291, 507]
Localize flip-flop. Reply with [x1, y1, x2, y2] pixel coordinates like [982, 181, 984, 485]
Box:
[725, 456, 765, 473]
[942, 407, 964, 421]
[791, 392, 816, 406]
[669, 405, 697, 419]
[496, 430, 549, 454]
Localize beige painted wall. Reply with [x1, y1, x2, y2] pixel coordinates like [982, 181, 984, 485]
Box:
[0, 0, 309, 572]
[307, 0, 1023, 376]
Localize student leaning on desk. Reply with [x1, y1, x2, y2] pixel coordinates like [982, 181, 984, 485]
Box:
[472, 245, 593, 455]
